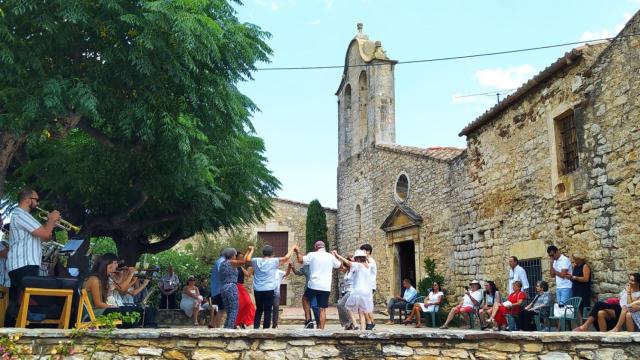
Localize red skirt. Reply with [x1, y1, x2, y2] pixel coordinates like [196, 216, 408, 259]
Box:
[235, 283, 255, 326]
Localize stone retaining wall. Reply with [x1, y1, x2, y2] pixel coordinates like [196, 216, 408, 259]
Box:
[2, 328, 639, 360]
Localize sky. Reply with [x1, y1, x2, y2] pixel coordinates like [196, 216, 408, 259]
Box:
[234, 0, 640, 209]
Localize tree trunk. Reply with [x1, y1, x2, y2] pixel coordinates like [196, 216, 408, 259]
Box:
[0, 131, 27, 199]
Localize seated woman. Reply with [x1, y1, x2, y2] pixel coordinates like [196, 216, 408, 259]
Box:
[84, 253, 144, 326]
[439, 280, 483, 329]
[610, 273, 640, 332]
[575, 273, 640, 332]
[518, 280, 551, 331]
[403, 281, 444, 328]
[488, 280, 526, 330]
[180, 275, 203, 326]
[478, 281, 500, 329]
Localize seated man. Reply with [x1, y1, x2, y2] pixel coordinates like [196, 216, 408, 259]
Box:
[384, 278, 417, 324]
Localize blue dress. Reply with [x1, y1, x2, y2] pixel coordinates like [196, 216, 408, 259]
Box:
[220, 260, 239, 328]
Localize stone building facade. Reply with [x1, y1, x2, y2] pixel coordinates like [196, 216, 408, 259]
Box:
[335, 13, 640, 305]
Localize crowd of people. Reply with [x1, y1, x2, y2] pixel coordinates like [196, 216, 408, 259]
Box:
[0, 188, 638, 332]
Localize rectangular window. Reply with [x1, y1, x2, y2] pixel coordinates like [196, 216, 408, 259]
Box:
[279, 284, 287, 305]
[520, 258, 542, 300]
[257, 231, 288, 257]
[557, 113, 579, 174]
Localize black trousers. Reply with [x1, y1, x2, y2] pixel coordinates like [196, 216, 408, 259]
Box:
[160, 292, 177, 309]
[518, 309, 538, 331]
[254, 290, 274, 329]
[5, 265, 40, 327]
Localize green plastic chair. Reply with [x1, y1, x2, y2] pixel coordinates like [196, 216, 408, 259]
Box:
[548, 297, 582, 331]
[533, 305, 551, 331]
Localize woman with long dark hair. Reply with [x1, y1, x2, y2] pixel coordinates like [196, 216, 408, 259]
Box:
[234, 251, 255, 328]
[479, 281, 500, 329]
[83, 253, 144, 326]
[403, 281, 444, 328]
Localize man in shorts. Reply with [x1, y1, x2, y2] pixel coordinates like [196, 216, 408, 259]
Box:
[296, 240, 341, 329]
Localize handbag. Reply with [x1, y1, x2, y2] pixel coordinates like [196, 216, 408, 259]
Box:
[553, 303, 575, 318]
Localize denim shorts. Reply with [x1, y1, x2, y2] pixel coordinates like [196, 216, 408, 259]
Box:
[556, 288, 572, 305]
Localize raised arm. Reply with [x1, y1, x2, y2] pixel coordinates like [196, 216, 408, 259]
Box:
[230, 247, 254, 267]
[279, 245, 299, 265]
[295, 247, 304, 264]
[331, 250, 352, 267]
[244, 246, 254, 263]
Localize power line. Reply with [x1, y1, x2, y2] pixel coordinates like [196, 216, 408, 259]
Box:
[453, 89, 516, 99]
[255, 35, 625, 71]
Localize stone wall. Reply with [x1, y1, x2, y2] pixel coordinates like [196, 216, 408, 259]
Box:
[448, 43, 609, 295]
[3, 328, 639, 359]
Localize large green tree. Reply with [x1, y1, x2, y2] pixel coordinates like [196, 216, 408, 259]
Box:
[305, 199, 328, 252]
[1, 0, 280, 263]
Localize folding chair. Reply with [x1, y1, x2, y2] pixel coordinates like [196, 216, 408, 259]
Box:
[16, 277, 79, 329]
[548, 297, 582, 331]
[0, 286, 8, 326]
[75, 289, 122, 329]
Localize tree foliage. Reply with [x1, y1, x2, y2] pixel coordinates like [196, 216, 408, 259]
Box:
[190, 229, 263, 265]
[305, 199, 328, 252]
[417, 257, 446, 297]
[1, 0, 279, 263]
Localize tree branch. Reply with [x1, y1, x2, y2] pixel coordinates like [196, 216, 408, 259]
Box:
[144, 230, 192, 254]
[83, 191, 148, 233]
[76, 117, 116, 149]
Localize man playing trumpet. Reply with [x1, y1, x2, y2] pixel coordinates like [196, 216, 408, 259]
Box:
[5, 188, 60, 326]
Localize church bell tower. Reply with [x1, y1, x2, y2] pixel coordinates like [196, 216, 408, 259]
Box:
[336, 23, 397, 163]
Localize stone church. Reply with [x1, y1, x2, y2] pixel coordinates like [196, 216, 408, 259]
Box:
[335, 12, 640, 304]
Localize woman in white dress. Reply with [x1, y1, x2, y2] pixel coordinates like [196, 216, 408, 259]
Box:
[332, 249, 372, 330]
[180, 275, 203, 325]
[404, 281, 444, 328]
[610, 273, 640, 332]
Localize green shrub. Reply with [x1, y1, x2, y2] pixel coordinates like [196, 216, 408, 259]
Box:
[305, 199, 328, 252]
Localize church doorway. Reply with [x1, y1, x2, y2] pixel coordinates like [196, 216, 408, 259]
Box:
[395, 240, 416, 291]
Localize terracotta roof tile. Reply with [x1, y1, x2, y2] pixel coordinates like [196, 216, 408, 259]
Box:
[375, 143, 464, 161]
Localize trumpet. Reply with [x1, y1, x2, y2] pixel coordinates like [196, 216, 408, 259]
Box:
[35, 207, 82, 233]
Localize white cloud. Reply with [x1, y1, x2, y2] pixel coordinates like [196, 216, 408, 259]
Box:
[324, 0, 334, 9]
[475, 64, 536, 90]
[580, 13, 633, 43]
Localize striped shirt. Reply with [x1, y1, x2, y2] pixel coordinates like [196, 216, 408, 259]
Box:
[0, 242, 10, 287]
[7, 208, 43, 272]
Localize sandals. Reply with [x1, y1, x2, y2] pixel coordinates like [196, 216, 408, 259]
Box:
[402, 319, 413, 325]
[439, 325, 448, 329]
[415, 324, 423, 328]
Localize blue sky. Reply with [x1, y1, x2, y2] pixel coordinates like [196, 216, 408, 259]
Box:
[234, 0, 639, 209]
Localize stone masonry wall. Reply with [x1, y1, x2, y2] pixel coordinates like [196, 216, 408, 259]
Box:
[443, 41, 640, 300]
[337, 146, 457, 303]
[3, 328, 640, 360]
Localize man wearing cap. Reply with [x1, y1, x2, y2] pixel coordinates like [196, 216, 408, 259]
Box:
[296, 240, 341, 329]
[439, 280, 483, 329]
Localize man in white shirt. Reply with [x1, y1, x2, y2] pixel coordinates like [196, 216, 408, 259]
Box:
[6, 188, 60, 326]
[360, 243, 377, 330]
[547, 245, 573, 305]
[508, 256, 530, 294]
[296, 240, 341, 329]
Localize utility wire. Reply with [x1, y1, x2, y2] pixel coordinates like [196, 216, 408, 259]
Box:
[453, 89, 516, 99]
[255, 35, 625, 71]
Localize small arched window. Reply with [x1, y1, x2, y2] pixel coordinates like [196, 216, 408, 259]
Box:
[358, 71, 368, 142]
[344, 84, 352, 110]
[395, 174, 409, 202]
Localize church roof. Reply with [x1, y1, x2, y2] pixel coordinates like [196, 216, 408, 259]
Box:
[375, 143, 464, 161]
[458, 46, 597, 137]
